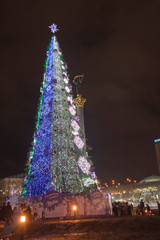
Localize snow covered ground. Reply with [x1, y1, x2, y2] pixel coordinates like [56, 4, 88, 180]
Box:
[4, 216, 160, 240]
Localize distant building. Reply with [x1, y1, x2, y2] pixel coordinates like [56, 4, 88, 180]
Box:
[154, 139, 160, 174]
[0, 173, 24, 205]
[102, 176, 160, 208]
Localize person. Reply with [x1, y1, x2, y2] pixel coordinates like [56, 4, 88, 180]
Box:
[146, 204, 150, 211]
[157, 201, 160, 215]
[146, 204, 150, 215]
[24, 205, 32, 221]
[112, 204, 118, 216]
[130, 203, 133, 211]
[136, 204, 140, 215]
[128, 204, 132, 216]
[0, 202, 6, 222]
[118, 203, 124, 216]
[140, 199, 144, 215]
[5, 202, 13, 224]
[12, 206, 22, 223]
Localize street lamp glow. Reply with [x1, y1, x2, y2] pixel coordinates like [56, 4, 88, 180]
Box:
[72, 205, 77, 211]
[20, 215, 26, 223]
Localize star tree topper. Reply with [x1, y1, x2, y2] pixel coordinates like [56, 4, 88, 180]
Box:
[49, 24, 59, 34]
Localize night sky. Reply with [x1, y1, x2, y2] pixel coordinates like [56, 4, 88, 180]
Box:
[1, 0, 160, 185]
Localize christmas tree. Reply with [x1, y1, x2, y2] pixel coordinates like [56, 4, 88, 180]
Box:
[22, 24, 97, 197]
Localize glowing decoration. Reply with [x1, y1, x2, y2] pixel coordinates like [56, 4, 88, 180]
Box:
[71, 120, 80, 132]
[83, 177, 96, 187]
[72, 131, 78, 136]
[154, 138, 160, 143]
[22, 25, 97, 197]
[67, 96, 73, 104]
[72, 205, 77, 211]
[75, 116, 80, 122]
[74, 136, 85, 149]
[64, 77, 69, 84]
[90, 172, 96, 179]
[68, 106, 76, 116]
[49, 23, 59, 33]
[63, 71, 67, 76]
[65, 86, 70, 93]
[20, 216, 26, 223]
[78, 156, 91, 174]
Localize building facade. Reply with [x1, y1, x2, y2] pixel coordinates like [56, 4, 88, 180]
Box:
[102, 176, 160, 208]
[154, 139, 160, 174]
[0, 173, 24, 205]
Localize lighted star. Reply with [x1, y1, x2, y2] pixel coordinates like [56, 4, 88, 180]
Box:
[49, 24, 59, 33]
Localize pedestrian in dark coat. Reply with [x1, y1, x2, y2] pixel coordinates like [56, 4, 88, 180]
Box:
[24, 205, 32, 221]
[140, 199, 144, 215]
[0, 202, 6, 221]
[5, 202, 13, 224]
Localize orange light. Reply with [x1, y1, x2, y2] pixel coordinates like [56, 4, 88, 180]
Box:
[20, 215, 26, 223]
[72, 205, 77, 211]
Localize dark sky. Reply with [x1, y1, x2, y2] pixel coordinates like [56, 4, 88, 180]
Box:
[1, 0, 160, 185]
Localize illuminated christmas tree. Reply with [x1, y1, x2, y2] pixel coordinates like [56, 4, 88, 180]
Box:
[22, 24, 97, 197]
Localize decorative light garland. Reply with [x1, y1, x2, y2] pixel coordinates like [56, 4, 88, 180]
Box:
[22, 25, 97, 197]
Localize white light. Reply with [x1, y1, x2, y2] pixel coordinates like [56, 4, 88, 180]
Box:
[63, 71, 67, 76]
[74, 136, 85, 149]
[69, 106, 76, 116]
[64, 77, 69, 84]
[71, 120, 80, 132]
[72, 205, 77, 211]
[20, 215, 26, 223]
[65, 86, 70, 93]
[78, 156, 91, 174]
[67, 96, 73, 104]
[72, 131, 78, 135]
[83, 177, 95, 187]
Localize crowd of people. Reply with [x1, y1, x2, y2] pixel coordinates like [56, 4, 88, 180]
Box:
[0, 202, 32, 225]
[112, 200, 160, 216]
[112, 202, 133, 216]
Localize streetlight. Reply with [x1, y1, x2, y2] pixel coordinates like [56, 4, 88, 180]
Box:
[72, 205, 78, 219]
[20, 216, 26, 223]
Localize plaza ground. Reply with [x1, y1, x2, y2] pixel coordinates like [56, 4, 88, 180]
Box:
[2, 215, 160, 240]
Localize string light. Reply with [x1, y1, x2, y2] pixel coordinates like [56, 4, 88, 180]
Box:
[22, 26, 97, 197]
